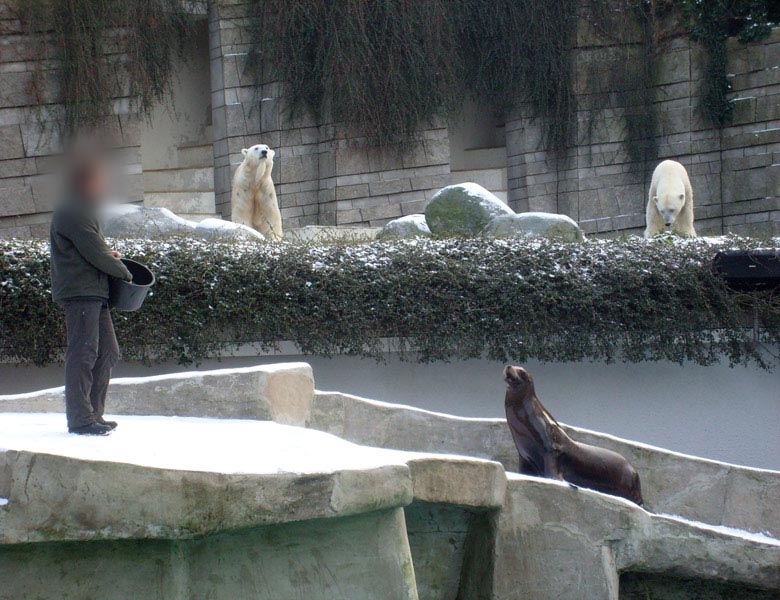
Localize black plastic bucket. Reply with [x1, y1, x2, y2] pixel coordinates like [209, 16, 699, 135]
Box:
[108, 258, 155, 312]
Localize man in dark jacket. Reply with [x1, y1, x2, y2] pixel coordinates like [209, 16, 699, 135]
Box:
[50, 157, 133, 435]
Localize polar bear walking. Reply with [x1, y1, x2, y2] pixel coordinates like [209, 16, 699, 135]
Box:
[644, 160, 696, 238]
[231, 144, 283, 240]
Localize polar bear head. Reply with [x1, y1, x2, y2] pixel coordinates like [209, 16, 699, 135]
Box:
[241, 144, 275, 164]
[653, 180, 686, 227]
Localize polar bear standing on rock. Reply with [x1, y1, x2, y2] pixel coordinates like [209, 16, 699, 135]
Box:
[231, 144, 283, 240]
[644, 160, 696, 238]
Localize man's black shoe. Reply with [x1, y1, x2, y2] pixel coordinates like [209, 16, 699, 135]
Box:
[68, 423, 112, 436]
[96, 418, 118, 430]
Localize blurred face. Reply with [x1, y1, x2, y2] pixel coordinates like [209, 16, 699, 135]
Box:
[85, 165, 108, 201]
[74, 161, 110, 204]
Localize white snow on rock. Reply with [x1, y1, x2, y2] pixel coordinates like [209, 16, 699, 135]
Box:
[659, 513, 780, 547]
[377, 214, 431, 240]
[0, 498, 8, 507]
[484, 212, 584, 242]
[194, 217, 266, 242]
[100, 204, 266, 243]
[0, 413, 409, 475]
[0, 363, 313, 402]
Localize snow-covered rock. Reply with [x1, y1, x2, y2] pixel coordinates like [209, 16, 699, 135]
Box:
[425, 183, 514, 236]
[377, 214, 431, 240]
[100, 204, 193, 238]
[195, 217, 266, 242]
[100, 204, 265, 242]
[484, 212, 584, 242]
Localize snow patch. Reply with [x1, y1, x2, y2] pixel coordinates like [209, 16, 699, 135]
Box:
[0, 413, 408, 476]
[659, 513, 780, 547]
[0, 497, 8, 507]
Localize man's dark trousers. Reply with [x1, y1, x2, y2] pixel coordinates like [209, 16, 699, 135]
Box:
[63, 299, 120, 428]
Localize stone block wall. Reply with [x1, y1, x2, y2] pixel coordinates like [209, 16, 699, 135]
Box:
[0, 2, 143, 240]
[1, 0, 778, 238]
[209, 0, 451, 229]
[507, 24, 780, 237]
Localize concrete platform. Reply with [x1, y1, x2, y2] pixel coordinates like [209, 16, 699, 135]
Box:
[0, 413, 414, 544]
[2, 364, 780, 599]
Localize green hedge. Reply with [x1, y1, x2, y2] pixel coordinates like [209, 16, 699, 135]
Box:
[1, 236, 778, 368]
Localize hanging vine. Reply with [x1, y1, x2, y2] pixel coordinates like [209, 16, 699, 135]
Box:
[14, 0, 195, 135]
[248, 0, 577, 156]
[248, 0, 776, 158]
[11, 0, 778, 156]
[680, 0, 775, 127]
[582, 0, 670, 167]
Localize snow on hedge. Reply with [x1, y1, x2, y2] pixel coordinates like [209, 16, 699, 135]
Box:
[1, 235, 778, 367]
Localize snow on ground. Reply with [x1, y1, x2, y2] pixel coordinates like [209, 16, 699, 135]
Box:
[659, 513, 780, 547]
[0, 413, 408, 476]
[0, 498, 8, 507]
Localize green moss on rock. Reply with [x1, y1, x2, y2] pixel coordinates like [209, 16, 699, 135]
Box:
[425, 183, 514, 236]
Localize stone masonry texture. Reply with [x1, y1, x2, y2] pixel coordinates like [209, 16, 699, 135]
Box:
[0, 0, 778, 237]
[0, 1, 143, 239]
[208, 0, 450, 230]
[506, 24, 780, 238]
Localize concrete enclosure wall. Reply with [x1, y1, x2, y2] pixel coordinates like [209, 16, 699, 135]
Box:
[0, 1, 144, 238]
[0, 508, 418, 600]
[2, 363, 779, 600]
[2, 354, 775, 471]
[209, 0, 450, 227]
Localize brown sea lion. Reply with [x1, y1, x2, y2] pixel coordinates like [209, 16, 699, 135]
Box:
[504, 365, 644, 506]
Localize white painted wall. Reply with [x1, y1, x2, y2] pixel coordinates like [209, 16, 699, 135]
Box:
[1, 354, 777, 471]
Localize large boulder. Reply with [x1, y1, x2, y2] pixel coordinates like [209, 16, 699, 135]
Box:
[484, 212, 584, 242]
[99, 204, 265, 242]
[100, 204, 192, 238]
[377, 214, 431, 240]
[425, 183, 514, 236]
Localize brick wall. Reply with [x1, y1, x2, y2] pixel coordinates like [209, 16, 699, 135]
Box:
[209, 0, 451, 229]
[507, 23, 780, 237]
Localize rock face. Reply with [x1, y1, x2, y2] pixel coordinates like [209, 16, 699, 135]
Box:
[425, 183, 514, 236]
[3, 365, 780, 600]
[485, 212, 585, 241]
[377, 214, 431, 240]
[100, 204, 265, 242]
[0, 362, 316, 424]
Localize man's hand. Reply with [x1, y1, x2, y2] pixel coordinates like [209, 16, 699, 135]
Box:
[111, 251, 122, 259]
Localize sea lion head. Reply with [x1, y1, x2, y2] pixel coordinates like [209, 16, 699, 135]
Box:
[504, 365, 534, 398]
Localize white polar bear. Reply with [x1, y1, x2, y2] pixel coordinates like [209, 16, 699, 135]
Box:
[644, 160, 696, 238]
[230, 144, 283, 240]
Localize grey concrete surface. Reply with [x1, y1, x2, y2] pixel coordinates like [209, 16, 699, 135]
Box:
[492, 474, 780, 600]
[1, 353, 776, 470]
[0, 508, 419, 600]
[2, 363, 780, 599]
